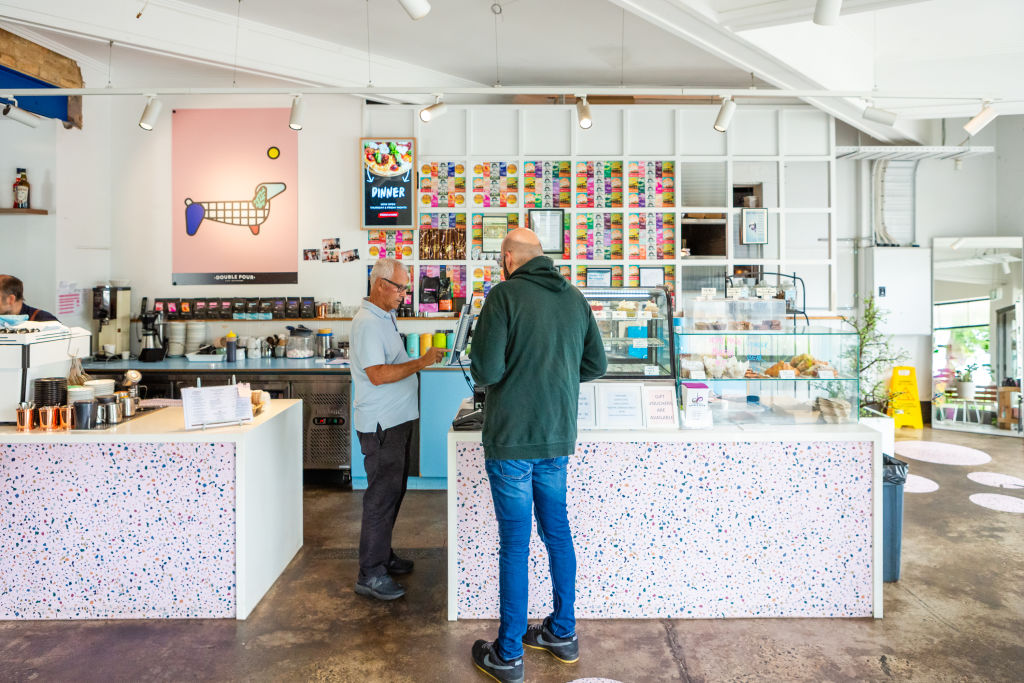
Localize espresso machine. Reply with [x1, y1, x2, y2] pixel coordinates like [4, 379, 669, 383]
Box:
[137, 297, 165, 363]
[92, 285, 132, 358]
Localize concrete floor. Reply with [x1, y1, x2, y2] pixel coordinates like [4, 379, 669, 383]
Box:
[1, 427, 1022, 682]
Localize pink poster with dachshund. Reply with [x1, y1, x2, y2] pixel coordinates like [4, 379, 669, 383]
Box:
[172, 108, 298, 284]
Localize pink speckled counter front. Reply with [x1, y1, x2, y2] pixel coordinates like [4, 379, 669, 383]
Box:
[456, 440, 874, 619]
[1, 442, 236, 619]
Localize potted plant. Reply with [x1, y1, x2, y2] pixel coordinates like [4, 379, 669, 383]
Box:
[956, 363, 978, 401]
[841, 296, 911, 417]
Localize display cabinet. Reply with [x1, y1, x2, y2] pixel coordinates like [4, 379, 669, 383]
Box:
[674, 328, 860, 425]
[581, 287, 675, 379]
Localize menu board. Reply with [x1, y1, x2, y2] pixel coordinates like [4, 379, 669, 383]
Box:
[361, 138, 416, 228]
[523, 160, 570, 208]
[418, 213, 467, 260]
[181, 384, 253, 430]
[628, 212, 676, 260]
[418, 161, 466, 209]
[471, 161, 518, 208]
[367, 229, 414, 260]
[627, 160, 675, 208]
[575, 213, 624, 260]
[575, 160, 624, 208]
[471, 213, 520, 259]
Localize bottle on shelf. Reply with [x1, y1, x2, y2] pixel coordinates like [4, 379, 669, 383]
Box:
[13, 168, 30, 209]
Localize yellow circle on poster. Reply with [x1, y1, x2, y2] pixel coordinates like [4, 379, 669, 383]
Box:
[267, 146, 280, 159]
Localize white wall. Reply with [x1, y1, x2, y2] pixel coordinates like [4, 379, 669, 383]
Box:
[0, 116, 58, 313]
[996, 115, 1024, 237]
[105, 93, 365, 311]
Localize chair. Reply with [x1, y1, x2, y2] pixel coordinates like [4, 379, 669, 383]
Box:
[997, 387, 1021, 430]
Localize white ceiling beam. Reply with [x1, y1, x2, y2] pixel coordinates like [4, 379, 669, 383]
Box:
[720, 0, 929, 32]
[0, 0, 481, 90]
[608, 0, 926, 143]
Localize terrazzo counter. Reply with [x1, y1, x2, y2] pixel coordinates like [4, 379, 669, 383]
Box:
[0, 400, 302, 620]
[447, 423, 882, 621]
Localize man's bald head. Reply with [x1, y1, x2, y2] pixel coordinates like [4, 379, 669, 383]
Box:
[500, 228, 543, 277]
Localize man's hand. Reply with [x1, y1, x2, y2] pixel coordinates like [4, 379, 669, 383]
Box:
[421, 346, 446, 367]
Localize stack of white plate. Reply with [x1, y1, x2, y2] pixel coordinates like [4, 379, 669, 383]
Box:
[185, 321, 207, 355]
[67, 385, 95, 404]
[83, 379, 115, 396]
[166, 321, 186, 356]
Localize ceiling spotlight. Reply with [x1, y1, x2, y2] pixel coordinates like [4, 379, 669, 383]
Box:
[289, 95, 304, 130]
[963, 103, 997, 136]
[397, 0, 431, 20]
[1, 100, 41, 128]
[138, 96, 162, 131]
[419, 95, 447, 122]
[862, 105, 898, 126]
[714, 97, 736, 132]
[576, 96, 593, 130]
[813, 0, 843, 26]
[950, 238, 965, 250]
[1001, 260, 1011, 276]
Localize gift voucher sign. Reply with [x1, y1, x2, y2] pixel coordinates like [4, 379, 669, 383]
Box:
[361, 138, 416, 229]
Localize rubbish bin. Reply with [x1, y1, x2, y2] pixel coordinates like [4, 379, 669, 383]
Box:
[883, 454, 909, 582]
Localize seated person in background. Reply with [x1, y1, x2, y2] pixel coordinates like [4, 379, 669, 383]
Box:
[0, 274, 58, 322]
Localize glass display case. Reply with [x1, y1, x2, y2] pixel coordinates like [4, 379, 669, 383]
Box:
[581, 287, 675, 379]
[674, 328, 860, 425]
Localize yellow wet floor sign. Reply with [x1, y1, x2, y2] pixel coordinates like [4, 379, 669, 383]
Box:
[888, 366, 923, 429]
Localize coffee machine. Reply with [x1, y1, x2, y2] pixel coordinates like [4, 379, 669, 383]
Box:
[137, 296, 165, 363]
[92, 285, 131, 358]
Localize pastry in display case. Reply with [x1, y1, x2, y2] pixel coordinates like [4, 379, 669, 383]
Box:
[581, 287, 675, 379]
[674, 328, 859, 425]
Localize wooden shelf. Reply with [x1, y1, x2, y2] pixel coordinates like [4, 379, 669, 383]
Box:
[0, 208, 48, 215]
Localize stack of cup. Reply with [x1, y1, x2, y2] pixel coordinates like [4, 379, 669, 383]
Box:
[185, 321, 207, 355]
[166, 322, 186, 356]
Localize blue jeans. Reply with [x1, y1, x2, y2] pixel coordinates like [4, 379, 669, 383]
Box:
[484, 456, 576, 661]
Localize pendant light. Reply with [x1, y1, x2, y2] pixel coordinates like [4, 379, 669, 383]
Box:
[963, 103, 997, 136]
[814, 0, 842, 26]
[1, 100, 40, 128]
[397, 0, 430, 20]
[862, 105, 898, 126]
[419, 95, 447, 122]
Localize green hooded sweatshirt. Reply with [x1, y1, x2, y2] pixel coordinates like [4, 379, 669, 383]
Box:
[470, 255, 608, 460]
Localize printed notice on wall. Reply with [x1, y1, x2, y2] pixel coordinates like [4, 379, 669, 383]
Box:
[595, 382, 645, 430]
[181, 385, 253, 430]
[577, 383, 597, 430]
[643, 384, 678, 429]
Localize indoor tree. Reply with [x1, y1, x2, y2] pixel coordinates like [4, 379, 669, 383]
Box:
[842, 296, 911, 416]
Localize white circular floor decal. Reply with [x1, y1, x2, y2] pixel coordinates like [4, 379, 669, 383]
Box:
[969, 493, 1024, 514]
[967, 472, 1024, 489]
[894, 441, 991, 466]
[904, 473, 939, 493]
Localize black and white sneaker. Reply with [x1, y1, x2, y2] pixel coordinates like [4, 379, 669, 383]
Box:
[471, 640, 524, 683]
[523, 617, 579, 664]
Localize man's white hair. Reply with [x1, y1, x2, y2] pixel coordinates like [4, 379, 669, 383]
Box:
[369, 257, 406, 289]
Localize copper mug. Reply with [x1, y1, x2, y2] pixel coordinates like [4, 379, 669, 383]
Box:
[15, 403, 34, 432]
[38, 405, 60, 431]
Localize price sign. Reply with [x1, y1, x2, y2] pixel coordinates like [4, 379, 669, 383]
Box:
[817, 370, 835, 379]
[689, 369, 707, 380]
[779, 369, 796, 379]
[644, 365, 660, 376]
[612, 311, 628, 319]
[756, 287, 775, 299]
[701, 287, 717, 298]
[632, 339, 647, 349]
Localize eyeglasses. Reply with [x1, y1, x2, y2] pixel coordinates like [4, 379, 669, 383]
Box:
[381, 277, 410, 293]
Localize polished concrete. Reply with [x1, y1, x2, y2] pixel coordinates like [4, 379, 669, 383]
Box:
[1, 427, 1022, 681]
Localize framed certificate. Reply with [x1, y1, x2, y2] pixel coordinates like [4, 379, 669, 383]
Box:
[527, 209, 566, 255]
[740, 208, 768, 245]
[481, 215, 508, 253]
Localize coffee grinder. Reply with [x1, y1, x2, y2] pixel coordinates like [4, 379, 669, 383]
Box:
[92, 285, 131, 358]
[137, 296, 166, 363]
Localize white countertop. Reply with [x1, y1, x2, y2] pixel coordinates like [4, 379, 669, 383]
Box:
[0, 399, 301, 444]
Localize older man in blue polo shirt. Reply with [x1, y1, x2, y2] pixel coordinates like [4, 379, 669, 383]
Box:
[350, 257, 444, 601]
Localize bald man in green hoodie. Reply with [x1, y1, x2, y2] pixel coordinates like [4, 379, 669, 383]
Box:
[470, 228, 607, 683]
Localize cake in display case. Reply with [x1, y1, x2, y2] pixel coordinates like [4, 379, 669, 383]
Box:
[581, 287, 675, 380]
[674, 327, 860, 425]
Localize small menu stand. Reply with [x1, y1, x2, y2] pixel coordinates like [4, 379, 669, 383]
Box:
[180, 383, 254, 431]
